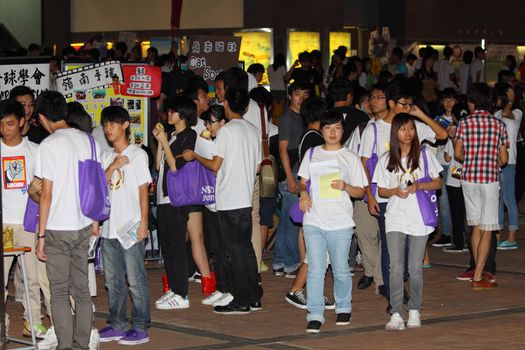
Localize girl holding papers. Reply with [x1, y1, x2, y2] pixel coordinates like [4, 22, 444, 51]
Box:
[298, 111, 367, 334]
[373, 113, 442, 331]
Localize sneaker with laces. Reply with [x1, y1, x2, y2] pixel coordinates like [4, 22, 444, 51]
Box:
[99, 326, 126, 342]
[306, 320, 322, 334]
[472, 279, 498, 290]
[456, 269, 474, 281]
[155, 290, 175, 305]
[37, 326, 57, 350]
[273, 267, 284, 276]
[212, 292, 233, 307]
[432, 235, 451, 247]
[202, 291, 224, 305]
[89, 328, 100, 350]
[23, 320, 47, 339]
[482, 272, 496, 283]
[156, 293, 190, 310]
[117, 329, 150, 345]
[335, 313, 351, 325]
[188, 271, 202, 283]
[324, 296, 335, 310]
[497, 240, 518, 250]
[284, 267, 299, 279]
[385, 312, 405, 331]
[285, 290, 307, 309]
[406, 310, 421, 328]
[443, 245, 465, 253]
[213, 301, 250, 315]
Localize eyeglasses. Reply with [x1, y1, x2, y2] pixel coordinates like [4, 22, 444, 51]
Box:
[396, 101, 415, 109]
[204, 119, 220, 126]
[370, 95, 386, 101]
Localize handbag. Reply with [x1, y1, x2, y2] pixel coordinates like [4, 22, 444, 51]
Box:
[258, 104, 278, 198]
[78, 133, 111, 221]
[415, 146, 439, 227]
[288, 147, 315, 223]
[167, 160, 216, 207]
[23, 197, 39, 233]
[364, 122, 378, 203]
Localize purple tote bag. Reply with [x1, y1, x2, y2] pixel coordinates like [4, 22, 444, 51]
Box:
[78, 133, 111, 221]
[364, 122, 378, 203]
[289, 147, 315, 223]
[167, 160, 216, 207]
[23, 197, 39, 233]
[415, 146, 439, 227]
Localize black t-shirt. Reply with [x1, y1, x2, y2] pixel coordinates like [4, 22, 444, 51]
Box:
[299, 129, 324, 163]
[291, 68, 322, 92]
[161, 127, 197, 197]
[161, 68, 196, 98]
[332, 106, 370, 145]
[23, 124, 48, 144]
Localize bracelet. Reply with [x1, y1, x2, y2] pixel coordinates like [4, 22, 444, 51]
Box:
[37, 235, 46, 239]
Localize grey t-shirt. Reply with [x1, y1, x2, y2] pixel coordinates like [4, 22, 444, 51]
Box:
[278, 108, 304, 172]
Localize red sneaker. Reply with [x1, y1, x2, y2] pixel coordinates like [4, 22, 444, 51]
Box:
[471, 279, 498, 290]
[456, 269, 474, 281]
[482, 272, 496, 283]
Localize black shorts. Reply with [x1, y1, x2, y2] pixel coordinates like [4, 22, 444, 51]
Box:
[259, 197, 276, 227]
[188, 205, 204, 213]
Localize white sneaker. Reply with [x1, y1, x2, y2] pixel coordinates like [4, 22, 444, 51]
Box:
[89, 328, 100, 350]
[156, 293, 190, 310]
[37, 326, 58, 350]
[212, 293, 233, 307]
[155, 290, 175, 305]
[202, 291, 224, 306]
[407, 310, 421, 328]
[385, 312, 405, 331]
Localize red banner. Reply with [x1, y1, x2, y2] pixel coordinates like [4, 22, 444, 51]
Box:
[121, 65, 161, 98]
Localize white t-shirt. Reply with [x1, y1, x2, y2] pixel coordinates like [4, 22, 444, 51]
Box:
[156, 134, 176, 205]
[244, 99, 269, 137]
[267, 65, 287, 91]
[193, 118, 207, 136]
[248, 73, 258, 91]
[213, 119, 261, 210]
[445, 139, 461, 188]
[495, 109, 523, 164]
[346, 118, 374, 153]
[102, 145, 152, 239]
[1, 137, 38, 224]
[298, 146, 367, 231]
[459, 63, 470, 95]
[92, 125, 112, 153]
[359, 119, 437, 203]
[470, 58, 485, 83]
[435, 60, 455, 90]
[374, 150, 443, 236]
[35, 128, 99, 230]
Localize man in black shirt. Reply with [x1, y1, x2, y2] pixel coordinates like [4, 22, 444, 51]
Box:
[328, 79, 369, 145]
[285, 51, 323, 95]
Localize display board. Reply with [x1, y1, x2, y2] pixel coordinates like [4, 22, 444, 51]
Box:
[287, 31, 320, 68]
[329, 32, 351, 58]
[0, 57, 50, 99]
[234, 31, 272, 84]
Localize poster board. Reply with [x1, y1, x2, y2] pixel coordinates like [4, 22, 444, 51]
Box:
[63, 62, 149, 146]
[0, 57, 51, 99]
[287, 31, 320, 68]
[234, 31, 272, 84]
[188, 35, 242, 85]
[329, 32, 351, 58]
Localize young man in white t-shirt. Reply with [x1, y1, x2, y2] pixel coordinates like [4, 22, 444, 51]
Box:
[98, 106, 151, 345]
[359, 80, 447, 310]
[0, 100, 49, 338]
[470, 47, 486, 83]
[34, 91, 98, 349]
[183, 87, 263, 314]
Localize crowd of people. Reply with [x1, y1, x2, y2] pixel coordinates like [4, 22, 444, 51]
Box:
[0, 40, 524, 349]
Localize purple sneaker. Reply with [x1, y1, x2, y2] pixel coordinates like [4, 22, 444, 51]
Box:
[117, 329, 150, 345]
[99, 326, 126, 342]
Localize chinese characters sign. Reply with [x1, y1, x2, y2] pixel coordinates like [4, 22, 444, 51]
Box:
[188, 36, 241, 85]
[0, 63, 50, 99]
[121, 65, 161, 98]
[55, 61, 123, 98]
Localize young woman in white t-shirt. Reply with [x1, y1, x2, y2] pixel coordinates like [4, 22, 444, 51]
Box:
[374, 113, 442, 331]
[298, 111, 367, 333]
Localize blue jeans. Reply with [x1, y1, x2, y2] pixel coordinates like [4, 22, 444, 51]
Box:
[303, 225, 353, 323]
[499, 164, 519, 230]
[272, 180, 300, 272]
[102, 238, 150, 332]
[439, 165, 452, 236]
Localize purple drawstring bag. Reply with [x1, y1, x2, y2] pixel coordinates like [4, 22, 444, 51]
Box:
[167, 160, 216, 207]
[415, 146, 439, 227]
[23, 197, 39, 233]
[289, 147, 315, 223]
[364, 122, 378, 203]
[78, 133, 110, 221]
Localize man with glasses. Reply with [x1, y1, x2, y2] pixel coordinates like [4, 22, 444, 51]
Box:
[359, 79, 447, 312]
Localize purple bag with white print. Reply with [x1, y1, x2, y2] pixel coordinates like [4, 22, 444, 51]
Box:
[415, 146, 439, 227]
[23, 197, 39, 233]
[167, 160, 216, 207]
[78, 133, 111, 221]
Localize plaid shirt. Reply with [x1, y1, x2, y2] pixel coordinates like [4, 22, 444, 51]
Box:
[455, 110, 509, 183]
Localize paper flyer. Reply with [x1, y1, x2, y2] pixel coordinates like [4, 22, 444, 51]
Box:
[319, 172, 342, 199]
[116, 217, 140, 250]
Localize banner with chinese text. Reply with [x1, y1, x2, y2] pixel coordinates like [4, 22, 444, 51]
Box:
[0, 60, 50, 99]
